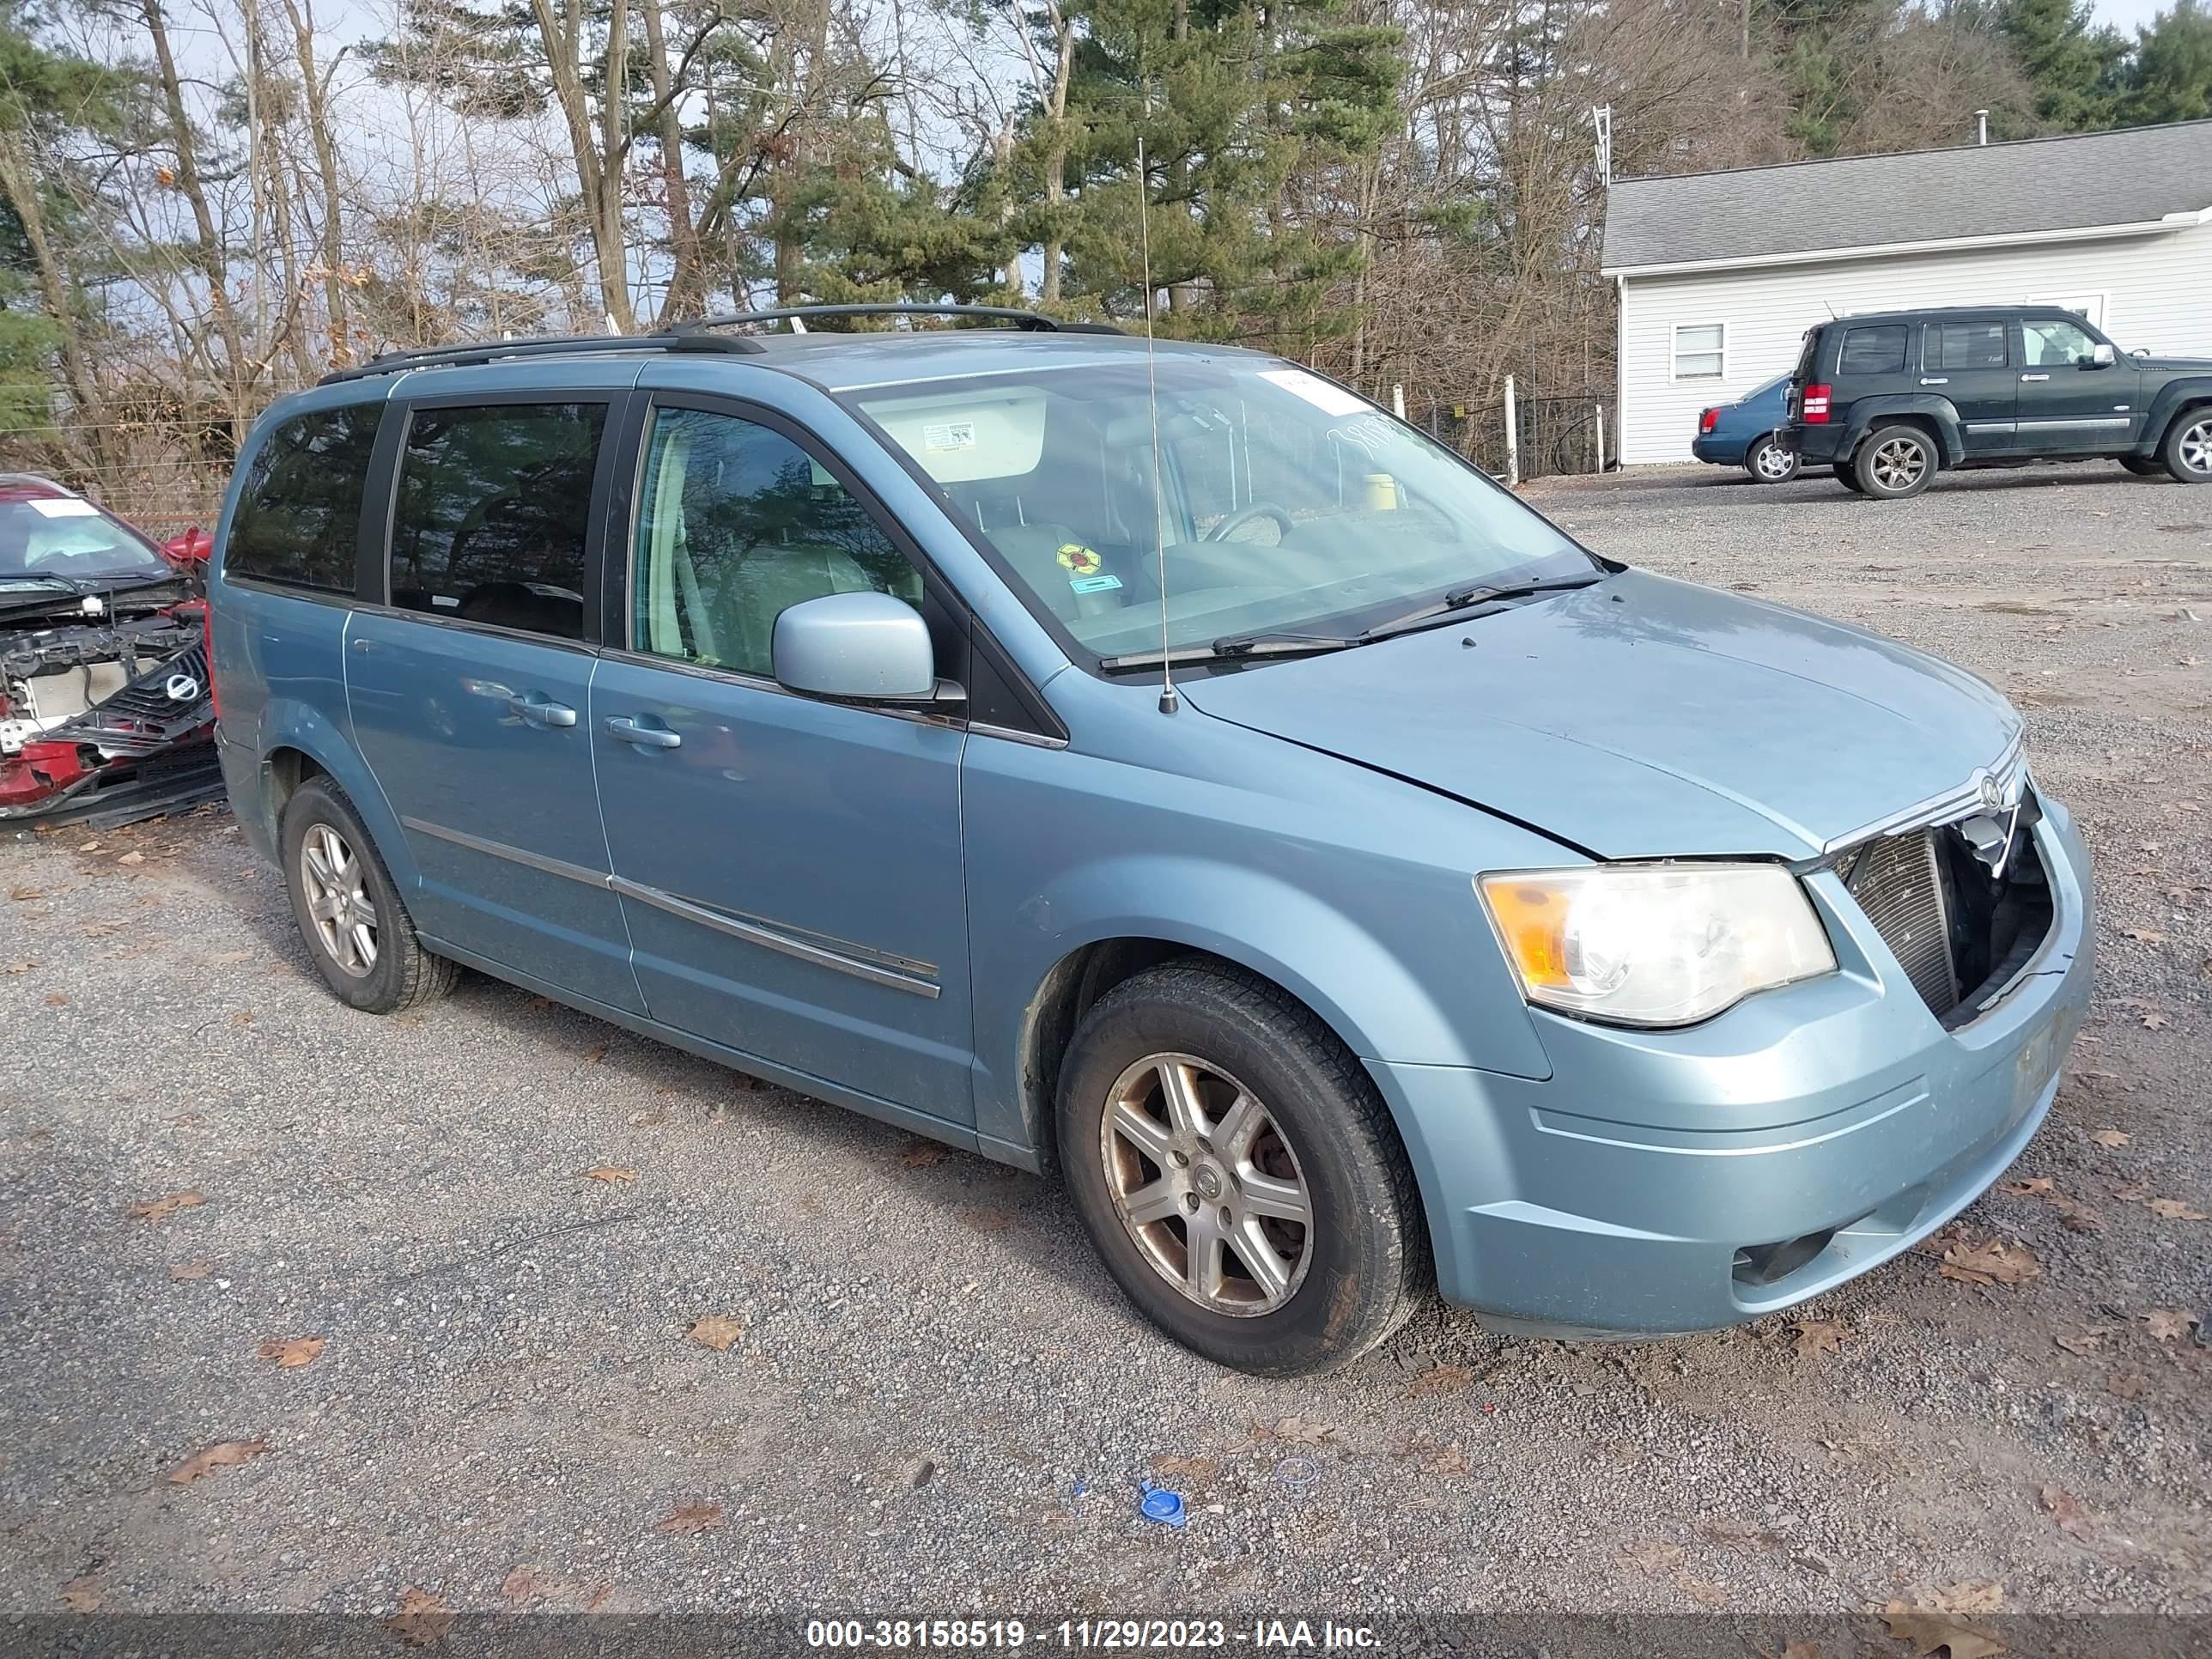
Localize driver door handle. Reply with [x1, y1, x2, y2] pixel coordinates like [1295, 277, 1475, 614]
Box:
[2021, 373, 2050, 382]
[605, 715, 682, 750]
[1920, 377, 1948, 386]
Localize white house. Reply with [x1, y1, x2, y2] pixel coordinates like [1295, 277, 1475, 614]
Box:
[1600, 120, 2212, 466]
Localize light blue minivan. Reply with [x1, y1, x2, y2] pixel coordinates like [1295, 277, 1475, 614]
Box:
[208, 306, 2093, 1375]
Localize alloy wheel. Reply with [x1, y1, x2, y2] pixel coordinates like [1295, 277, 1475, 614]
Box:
[1870, 437, 1927, 492]
[1098, 1053, 1314, 1317]
[300, 822, 378, 977]
[2182, 419, 2212, 477]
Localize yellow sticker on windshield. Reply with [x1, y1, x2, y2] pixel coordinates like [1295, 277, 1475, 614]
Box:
[1056, 543, 1103, 577]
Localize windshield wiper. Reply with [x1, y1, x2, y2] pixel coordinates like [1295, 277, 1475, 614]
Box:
[1098, 631, 1356, 672]
[1358, 574, 1601, 642]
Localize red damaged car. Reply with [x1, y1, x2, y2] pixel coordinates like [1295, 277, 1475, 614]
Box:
[0, 475, 219, 826]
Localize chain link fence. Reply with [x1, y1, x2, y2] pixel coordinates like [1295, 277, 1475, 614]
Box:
[1402, 388, 1612, 483]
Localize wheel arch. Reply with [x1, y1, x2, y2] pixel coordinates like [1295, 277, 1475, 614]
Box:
[249, 703, 418, 889]
[1843, 397, 1962, 467]
[2140, 380, 2212, 455]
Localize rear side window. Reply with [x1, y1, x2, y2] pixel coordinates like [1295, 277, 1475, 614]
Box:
[225, 406, 380, 592]
[1929, 322, 2010, 372]
[387, 402, 605, 641]
[1838, 325, 1907, 376]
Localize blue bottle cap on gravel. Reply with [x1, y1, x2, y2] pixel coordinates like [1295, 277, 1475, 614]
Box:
[1139, 1486, 1186, 1527]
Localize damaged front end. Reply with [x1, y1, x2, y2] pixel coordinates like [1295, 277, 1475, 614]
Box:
[1, 593, 221, 826]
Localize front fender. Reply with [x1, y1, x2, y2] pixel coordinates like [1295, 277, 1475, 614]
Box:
[2141, 379, 2212, 456]
[1842, 395, 1963, 465]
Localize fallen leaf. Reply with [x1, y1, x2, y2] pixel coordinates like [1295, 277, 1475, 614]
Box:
[1929, 1580, 2004, 1615]
[1422, 1441, 1470, 1476]
[2147, 1197, 2209, 1221]
[1939, 1236, 2041, 1287]
[1779, 1644, 1820, 1659]
[657, 1499, 725, 1535]
[128, 1191, 204, 1223]
[3, 960, 33, 974]
[524, 995, 553, 1013]
[168, 1261, 212, 1280]
[629, 1110, 669, 1127]
[2049, 1194, 2105, 1233]
[206, 950, 252, 964]
[2122, 929, 2167, 944]
[77, 841, 100, 853]
[2107, 1371, 2148, 1401]
[45, 993, 67, 1006]
[581, 1583, 614, 1611]
[580, 1166, 635, 1184]
[385, 1587, 452, 1648]
[1791, 1319, 1850, 1358]
[2054, 1328, 2112, 1356]
[1620, 1539, 1684, 1575]
[255, 1336, 325, 1369]
[8, 885, 42, 901]
[1272, 1415, 1339, 1445]
[1150, 1454, 1218, 1485]
[59, 1575, 101, 1613]
[1881, 1601, 2006, 1659]
[685, 1316, 743, 1352]
[1999, 1176, 2054, 1196]
[899, 1141, 945, 1168]
[2142, 1011, 2169, 1030]
[1405, 1363, 1474, 1397]
[2039, 1484, 2095, 1541]
[117, 850, 144, 866]
[229, 1009, 254, 1027]
[1675, 1576, 1729, 1607]
[957, 1205, 1012, 1233]
[2143, 1309, 2199, 1341]
[168, 1439, 269, 1484]
[579, 1042, 608, 1064]
[500, 1566, 549, 1608]
[2113, 1182, 2151, 1201]
[1696, 1516, 1783, 1550]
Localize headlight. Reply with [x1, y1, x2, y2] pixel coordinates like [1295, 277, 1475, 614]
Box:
[1477, 862, 1836, 1027]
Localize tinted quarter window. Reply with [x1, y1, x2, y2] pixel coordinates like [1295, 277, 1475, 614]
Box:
[631, 406, 921, 678]
[226, 405, 380, 591]
[388, 403, 604, 640]
[1838, 325, 1907, 375]
[1931, 323, 2009, 372]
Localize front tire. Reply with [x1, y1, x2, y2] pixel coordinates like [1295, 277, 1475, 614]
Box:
[1746, 434, 1798, 483]
[2161, 410, 2212, 483]
[1854, 424, 1938, 499]
[282, 776, 458, 1013]
[2119, 455, 2162, 477]
[1055, 961, 1428, 1376]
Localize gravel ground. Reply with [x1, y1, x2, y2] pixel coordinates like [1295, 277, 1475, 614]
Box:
[3, 459, 2208, 1632]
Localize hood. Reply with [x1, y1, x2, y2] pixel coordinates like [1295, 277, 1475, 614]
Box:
[1179, 569, 2021, 860]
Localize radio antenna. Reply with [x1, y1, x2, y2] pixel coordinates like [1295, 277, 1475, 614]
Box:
[1136, 114, 1176, 714]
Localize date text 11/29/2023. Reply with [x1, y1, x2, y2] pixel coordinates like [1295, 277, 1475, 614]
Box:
[805, 1620, 1382, 1650]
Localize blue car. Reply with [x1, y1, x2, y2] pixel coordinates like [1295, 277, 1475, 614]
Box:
[1692, 373, 1799, 482]
[206, 307, 2092, 1376]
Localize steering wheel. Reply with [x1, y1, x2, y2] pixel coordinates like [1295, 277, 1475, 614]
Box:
[1203, 503, 1296, 544]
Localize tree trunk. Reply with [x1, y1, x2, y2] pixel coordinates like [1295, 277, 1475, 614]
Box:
[281, 0, 350, 364]
[528, 0, 634, 331]
[637, 0, 703, 322]
[0, 132, 108, 471]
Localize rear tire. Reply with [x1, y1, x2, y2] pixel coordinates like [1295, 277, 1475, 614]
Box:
[2119, 455, 2162, 477]
[1832, 464, 1863, 494]
[281, 776, 458, 1014]
[1745, 435, 1799, 483]
[1854, 424, 1937, 499]
[1055, 961, 1428, 1376]
[2161, 410, 2212, 483]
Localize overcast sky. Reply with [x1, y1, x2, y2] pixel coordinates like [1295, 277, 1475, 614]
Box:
[2090, 0, 2175, 33]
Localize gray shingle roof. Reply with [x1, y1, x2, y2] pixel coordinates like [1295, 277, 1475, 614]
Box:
[1601, 120, 2212, 273]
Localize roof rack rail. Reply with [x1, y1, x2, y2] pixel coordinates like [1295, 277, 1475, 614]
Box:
[675, 303, 1123, 337]
[316, 330, 765, 386]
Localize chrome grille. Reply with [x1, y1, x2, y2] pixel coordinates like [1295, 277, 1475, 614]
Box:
[1844, 830, 1959, 1016]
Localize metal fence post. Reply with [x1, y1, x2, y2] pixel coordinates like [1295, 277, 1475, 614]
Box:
[1595, 404, 1606, 474]
[1391, 383, 1406, 419]
[1503, 376, 1520, 488]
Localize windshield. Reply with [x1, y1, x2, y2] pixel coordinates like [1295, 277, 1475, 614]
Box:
[0, 495, 172, 586]
[846, 354, 1595, 662]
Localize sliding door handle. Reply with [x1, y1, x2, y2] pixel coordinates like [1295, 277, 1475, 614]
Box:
[507, 693, 577, 728]
[605, 715, 682, 750]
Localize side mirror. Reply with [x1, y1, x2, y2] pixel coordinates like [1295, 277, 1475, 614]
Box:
[2132, 346, 2150, 360]
[2087, 343, 2116, 368]
[773, 591, 939, 702]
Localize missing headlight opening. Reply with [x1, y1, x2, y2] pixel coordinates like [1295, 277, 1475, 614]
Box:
[0, 606, 219, 825]
[1841, 789, 2056, 1027]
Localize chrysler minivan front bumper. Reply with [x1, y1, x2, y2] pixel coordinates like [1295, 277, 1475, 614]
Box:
[1375, 799, 2094, 1336]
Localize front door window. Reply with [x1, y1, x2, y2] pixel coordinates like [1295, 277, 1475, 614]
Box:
[2021, 319, 2099, 369]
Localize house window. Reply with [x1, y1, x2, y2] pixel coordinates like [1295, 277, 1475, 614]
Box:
[2027, 292, 2106, 330]
[1671, 323, 1725, 381]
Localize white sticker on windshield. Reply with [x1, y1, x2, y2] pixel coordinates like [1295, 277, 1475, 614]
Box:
[922, 421, 976, 453]
[1257, 368, 1371, 418]
[26, 496, 100, 518]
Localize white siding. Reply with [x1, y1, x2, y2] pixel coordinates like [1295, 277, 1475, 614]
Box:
[1614, 221, 2212, 465]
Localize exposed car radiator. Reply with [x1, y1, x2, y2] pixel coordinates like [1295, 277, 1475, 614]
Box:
[1844, 830, 1960, 1017]
[42, 640, 212, 758]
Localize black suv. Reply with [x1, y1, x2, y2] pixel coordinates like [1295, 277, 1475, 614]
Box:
[1783, 306, 2212, 499]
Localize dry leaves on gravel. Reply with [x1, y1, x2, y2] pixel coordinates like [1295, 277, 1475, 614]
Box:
[1936, 1232, 2041, 1287]
[2055, 1327, 2115, 1355]
[1881, 1601, 2006, 1659]
[385, 1588, 453, 1648]
[255, 1337, 325, 1369]
[501, 1567, 550, 1609]
[2147, 1197, 2209, 1220]
[580, 1166, 635, 1185]
[1151, 1454, 1219, 1485]
[685, 1316, 744, 1352]
[1674, 1577, 1729, 1608]
[1791, 1319, 1850, 1358]
[957, 1205, 1012, 1233]
[899, 1141, 945, 1168]
[8, 884, 41, 901]
[1405, 1363, 1474, 1397]
[59, 1576, 101, 1613]
[2143, 1309, 2200, 1341]
[657, 1500, 726, 1535]
[127, 1191, 204, 1223]
[168, 1440, 269, 1484]
[2108, 1371, 2148, 1400]
[2039, 1485, 2096, 1542]
[168, 1261, 211, 1281]
[2088, 1128, 2131, 1148]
